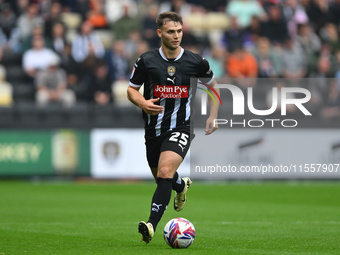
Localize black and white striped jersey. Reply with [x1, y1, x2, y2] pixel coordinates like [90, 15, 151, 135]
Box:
[129, 47, 214, 138]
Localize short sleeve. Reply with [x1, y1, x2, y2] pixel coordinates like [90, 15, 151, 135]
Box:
[129, 57, 147, 88]
[197, 58, 214, 85]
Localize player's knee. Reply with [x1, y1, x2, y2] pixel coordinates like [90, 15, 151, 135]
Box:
[157, 166, 174, 179]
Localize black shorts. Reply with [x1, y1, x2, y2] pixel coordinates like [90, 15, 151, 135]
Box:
[145, 127, 193, 168]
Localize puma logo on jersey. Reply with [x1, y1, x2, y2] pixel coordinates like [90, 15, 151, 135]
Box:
[167, 77, 176, 84]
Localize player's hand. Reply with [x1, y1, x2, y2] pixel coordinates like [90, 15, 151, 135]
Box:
[205, 117, 218, 135]
[142, 98, 164, 115]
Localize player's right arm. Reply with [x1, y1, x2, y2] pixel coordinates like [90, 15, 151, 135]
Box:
[127, 56, 164, 115]
[127, 86, 164, 115]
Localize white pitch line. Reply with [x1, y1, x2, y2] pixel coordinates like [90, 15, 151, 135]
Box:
[218, 221, 340, 225]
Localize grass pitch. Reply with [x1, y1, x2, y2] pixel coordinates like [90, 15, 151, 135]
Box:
[0, 180, 339, 255]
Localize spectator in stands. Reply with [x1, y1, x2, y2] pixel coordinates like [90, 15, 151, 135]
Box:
[0, 5, 21, 54]
[105, 0, 137, 24]
[135, 40, 150, 61]
[223, 16, 250, 53]
[204, 46, 226, 79]
[252, 37, 282, 78]
[22, 35, 58, 79]
[71, 20, 105, 74]
[60, 42, 90, 101]
[159, 0, 193, 18]
[16, 2, 44, 40]
[43, 1, 63, 39]
[0, 65, 13, 106]
[111, 4, 139, 40]
[296, 23, 321, 57]
[246, 15, 262, 43]
[141, 4, 159, 49]
[106, 40, 130, 83]
[37, 0, 52, 20]
[321, 80, 340, 119]
[260, 4, 289, 46]
[35, 55, 75, 107]
[226, 0, 266, 29]
[296, 23, 321, 74]
[11, 0, 30, 17]
[319, 23, 340, 55]
[197, 0, 226, 12]
[50, 22, 68, 57]
[86, 0, 108, 29]
[89, 61, 113, 105]
[306, 0, 330, 34]
[329, 0, 340, 26]
[281, 0, 309, 37]
[136, 0, 157, 21]
[0, 26, 21, 57]
[281, 37, 306, 80]
[308, 55, 334, 108]
[21, 25, 51, 53]
[127, 38, 149, 72]
[0, 3, 17, 42]
[72, 0, 91, 21]
[124, 30, 143, 63]
[226, 45, 258, 88]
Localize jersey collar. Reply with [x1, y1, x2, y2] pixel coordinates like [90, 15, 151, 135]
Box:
[159, 47, 184, 62]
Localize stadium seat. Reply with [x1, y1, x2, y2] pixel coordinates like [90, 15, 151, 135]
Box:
[89, 104, 116, 127]
[39, 103, 66, 127]
[94, 29, 114, 49]
[185, 13, 229, 32]
[114, 105, 143, 127]
[61, 12, 82, 29]
[0, 106, 14, 127]
[12, 82, 35, 103]
[112, 80, 133, 106]
[14, 101, 41, 127]
[64, 102, 90, 127]
[6, 66, 29, 84]
[0, 51, 22, 66]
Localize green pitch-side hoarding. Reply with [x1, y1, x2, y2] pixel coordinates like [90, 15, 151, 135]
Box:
[0, 130, 90, 176]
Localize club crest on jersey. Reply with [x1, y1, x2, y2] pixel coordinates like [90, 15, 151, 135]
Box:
[167, 66, 176, 76]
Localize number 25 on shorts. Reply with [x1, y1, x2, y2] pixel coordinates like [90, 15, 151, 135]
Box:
[169, 132, 189, 152]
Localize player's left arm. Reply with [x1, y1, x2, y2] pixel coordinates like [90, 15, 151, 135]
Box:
[197, 57, 220, 135]
[205, 79, 219, 135]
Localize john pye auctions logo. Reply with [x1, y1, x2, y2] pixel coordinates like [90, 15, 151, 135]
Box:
[154, 85, 189, 98]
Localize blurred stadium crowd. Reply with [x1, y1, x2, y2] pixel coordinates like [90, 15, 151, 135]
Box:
[0, 0, 340, 128]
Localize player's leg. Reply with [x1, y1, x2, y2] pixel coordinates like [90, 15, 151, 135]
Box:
[139, 130, 192, 243]
[173, 175, 192, 212]
[152, 166, 184, 192]
[146, 151, 183, 231]
[150, 167, 157, 182]
[146, 133, 186, 187]
[159, 130, 192, 212]
[139, 151, 182, 243]
[139, 137, 162, 243]
[172, 171, 184, 192]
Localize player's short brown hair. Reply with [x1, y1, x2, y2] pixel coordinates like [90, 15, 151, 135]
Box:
[156, 12, 183, 28]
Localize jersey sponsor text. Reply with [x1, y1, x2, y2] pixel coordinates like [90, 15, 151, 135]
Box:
[154, 85, 189, 98]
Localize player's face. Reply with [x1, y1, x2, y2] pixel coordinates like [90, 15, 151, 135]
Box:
[158, 21, 183, 51]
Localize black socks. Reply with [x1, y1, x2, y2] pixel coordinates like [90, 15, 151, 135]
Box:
[147, 172, 185, 231]
[172, 171, 185, 193]
[148, 177, 172, 231]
